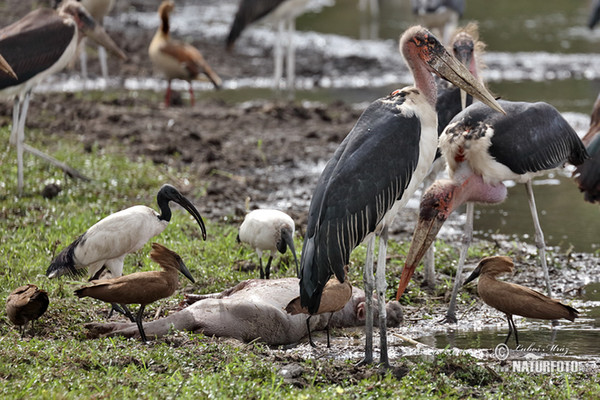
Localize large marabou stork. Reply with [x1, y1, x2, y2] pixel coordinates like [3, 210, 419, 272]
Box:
[77, 0, 117, 81]
[0, 1, 127, 194]
[299, 26, 504, 366]
[421, 22, 483, 288]
[411, 0, 465, 45]
[226, 0, 310, 90]
[396, 100, 589, 324]
[574, 93, 600, 203]
[149, 1, 222, 107]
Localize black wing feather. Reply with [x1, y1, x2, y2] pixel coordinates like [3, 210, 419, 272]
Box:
[574, 133, 600, 203]
[226, 0, 286, 48]
[300, 91, 422, 313]
[0, 8, 75, 90]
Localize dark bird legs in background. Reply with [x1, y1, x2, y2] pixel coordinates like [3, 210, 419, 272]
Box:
[463, 256, 579, 345]
[411, 0, 465, 44]
[6, 284, 49, 338]
[75, 243, 195, 342]
[0, 1, 126, 194]
[396, 100, 588, 324]
[298, 25, 503, 367]
[226, 0, 311, 91]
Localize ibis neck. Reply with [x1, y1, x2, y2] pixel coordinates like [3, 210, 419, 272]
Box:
[156, 196, 172, 222]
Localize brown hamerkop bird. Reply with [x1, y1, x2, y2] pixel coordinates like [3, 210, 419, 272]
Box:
[75, 243, 195, 342]
[149, 1, 222, 107]
[6, 284, 49, 337]
[463, 256, 578, 346]
[286, 266, 352, 347]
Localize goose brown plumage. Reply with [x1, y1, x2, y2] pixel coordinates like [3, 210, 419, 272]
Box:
[6, 284, 49, 337]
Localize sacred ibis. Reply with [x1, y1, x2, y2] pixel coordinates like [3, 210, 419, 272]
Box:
[299, 25, 504, 367]
[237, 209, 299, 279]
[396, 100, 588, 324]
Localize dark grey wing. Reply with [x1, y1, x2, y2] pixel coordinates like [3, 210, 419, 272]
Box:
[590, 0, 600, 29]
[226, 0, 286, 48]
[300, 91, 422, 313]
[0, 8, 75, 90]
[436, 80, 473, 135]
[574, 133, 600, 203]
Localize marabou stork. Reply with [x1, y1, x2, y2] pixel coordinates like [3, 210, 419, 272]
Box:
[0, 1, 127, 194]
[6, 284, 49, 338]
[396, 100, 589, 324]
[411, 0, 465, 45]
[77, 0, 117, 81]
[574, 93, 600, 203]
[421, 22, 483, 288]
[149, 1, 222, 107]
[75, 243, 195, 343]
[236, 209, 299, 279]
[226, 0, 310, 90]
[463, 256, 578, 346]
[299, 25, 504, 366]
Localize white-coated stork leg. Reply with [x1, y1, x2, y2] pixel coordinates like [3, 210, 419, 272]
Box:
[273, 20, 284, 90]
[525, 180, 552, 297]
[443, 201, 474, 324]
[79, 40, 88, 81]
[357, 234, 375, 366]
[286, 17, 296, 91]
[98, 45, 108, 81]
[375, 225, 389, 366]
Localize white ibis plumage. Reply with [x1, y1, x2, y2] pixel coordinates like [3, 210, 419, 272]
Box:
[77, 0, 117, 80]
[574, 93, 600, 204]
[226, 0, 310, 90]
[299, 26, 504, 366]
[422, 22, 483, 288]
[396, 100, 589, 323]
[149, 1, 222, 107]
[411, 0, 465, 44]
[0, 0, 127, 194]
[237, 209, 299, 279]
[47, 184, 206, 281]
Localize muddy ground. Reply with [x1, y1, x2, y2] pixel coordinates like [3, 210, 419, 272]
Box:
[1, 0, 599, 370]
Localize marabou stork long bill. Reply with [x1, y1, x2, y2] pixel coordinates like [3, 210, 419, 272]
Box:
[396, 100, 588, 323]
[47, 184, 206, 319]
[0, 0, 127, 194]
[299, 26, 504, 366]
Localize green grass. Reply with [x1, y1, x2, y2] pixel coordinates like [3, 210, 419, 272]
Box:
[1, 124, 599, 398]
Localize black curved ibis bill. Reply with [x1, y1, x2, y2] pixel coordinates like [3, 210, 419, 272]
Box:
[157, 184, 207, 240]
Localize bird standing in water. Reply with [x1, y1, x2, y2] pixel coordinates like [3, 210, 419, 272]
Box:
[463, 256, 579, 346]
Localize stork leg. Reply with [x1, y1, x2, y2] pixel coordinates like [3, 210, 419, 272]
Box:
[443, 202, 475, 324]
[286, 17, 295, 91]
[524, 181, 552, 297]
[135, 304, 148, 343]
[357, 235, 375, 366]
[79, 41, 88, 81]
[273, 20, 284, 89]
[98, 45, 108, 81]
[306, 315, 316, 347]
[376, 225, 390, 367]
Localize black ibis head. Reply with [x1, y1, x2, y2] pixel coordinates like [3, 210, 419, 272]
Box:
[60, 1, 126, 60]
[157, 184, 207, 240]
[150, 243, 195, 283]
[400, 25, 504, 114]
[279, 226, 300, 277]
[463, 256, 514, 286]
[0, 53, 17, 80]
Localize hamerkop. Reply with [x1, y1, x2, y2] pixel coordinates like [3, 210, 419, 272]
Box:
[75, 243, 195, 342]
[6, 284, 49, 337]
[463, 256, 579, 345]
[286, 266, 352, 347]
